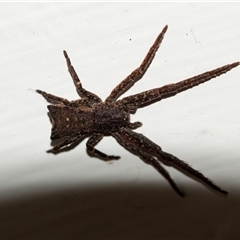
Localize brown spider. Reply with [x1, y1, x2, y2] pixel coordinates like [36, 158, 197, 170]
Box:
[37, 25, 239, 197]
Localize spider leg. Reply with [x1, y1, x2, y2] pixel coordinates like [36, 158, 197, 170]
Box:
[117, 128, 228, 195]
[157, 150, 228, 195]
[63, 50, 102, 104]
[36, 89, 71, 105]
[86, 133, 120, 160]
[48, 134, 85, 152]
[112, 131, 184, 197]
[105, 25, 168, 102]
[128, 121, 142, 129]
[37, 89, 94, 108]
[138, 151, 185, 197]
[119, 62, 239, 112]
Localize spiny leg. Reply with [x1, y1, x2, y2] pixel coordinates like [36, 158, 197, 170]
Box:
[139, 151, 185, 197]
[63, 50, 102, 104]
[119, 62, 239, 112]
[86, 133, 120, 160]
[48, 134, 85, 153]
[36, 89, 71, 105]
[105, 25, 168, 102]
[36, 89, 97, 108]
[112, 131, 184, 197]
[157, 150, 228, 195]
[117, 128, 227, 195]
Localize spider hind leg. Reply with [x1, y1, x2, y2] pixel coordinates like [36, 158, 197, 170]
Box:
[87, 133, 120, 160]
[47, 134, 85, 153]
[63, 50, 102, 104]
[36, 89, 71, 105]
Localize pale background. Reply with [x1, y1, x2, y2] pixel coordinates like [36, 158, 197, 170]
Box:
[1, 2, 240, 239]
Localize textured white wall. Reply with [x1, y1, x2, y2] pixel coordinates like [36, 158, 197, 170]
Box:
[1, 2, 240, 239]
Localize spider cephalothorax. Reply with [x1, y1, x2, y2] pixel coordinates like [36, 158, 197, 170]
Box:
[37, 25, 239, 196]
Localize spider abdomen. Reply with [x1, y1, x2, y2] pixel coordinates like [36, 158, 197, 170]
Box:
[48, 104, 94, 139]
[93, 102, 129, 133]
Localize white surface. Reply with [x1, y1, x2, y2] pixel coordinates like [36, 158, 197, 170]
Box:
[1, 2, 240, 239]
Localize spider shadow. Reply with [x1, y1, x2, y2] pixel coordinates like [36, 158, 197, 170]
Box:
[48, 133, 116, 162]
[48, 135, 87, 154]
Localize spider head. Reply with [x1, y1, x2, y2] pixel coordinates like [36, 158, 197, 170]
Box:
[93, 102, 130, 133]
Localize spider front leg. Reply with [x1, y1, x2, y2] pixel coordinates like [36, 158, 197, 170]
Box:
[63, 50, 102, 105]
[158, 150, 228, 195]
[117, 128, 227, 195]
[138, 150, 185, 197]
[105, 25, 168, 102]
[87, 133, 120, 160]
[112, 131, 184, 197]
[120, 62, 239, 111]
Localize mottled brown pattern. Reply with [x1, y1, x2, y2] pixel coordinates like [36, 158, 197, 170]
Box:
[119, 63, 239, 112]
[37, 25, 239, 197]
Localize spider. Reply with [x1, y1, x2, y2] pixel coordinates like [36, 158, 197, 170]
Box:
[37, 25, 239, 197]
